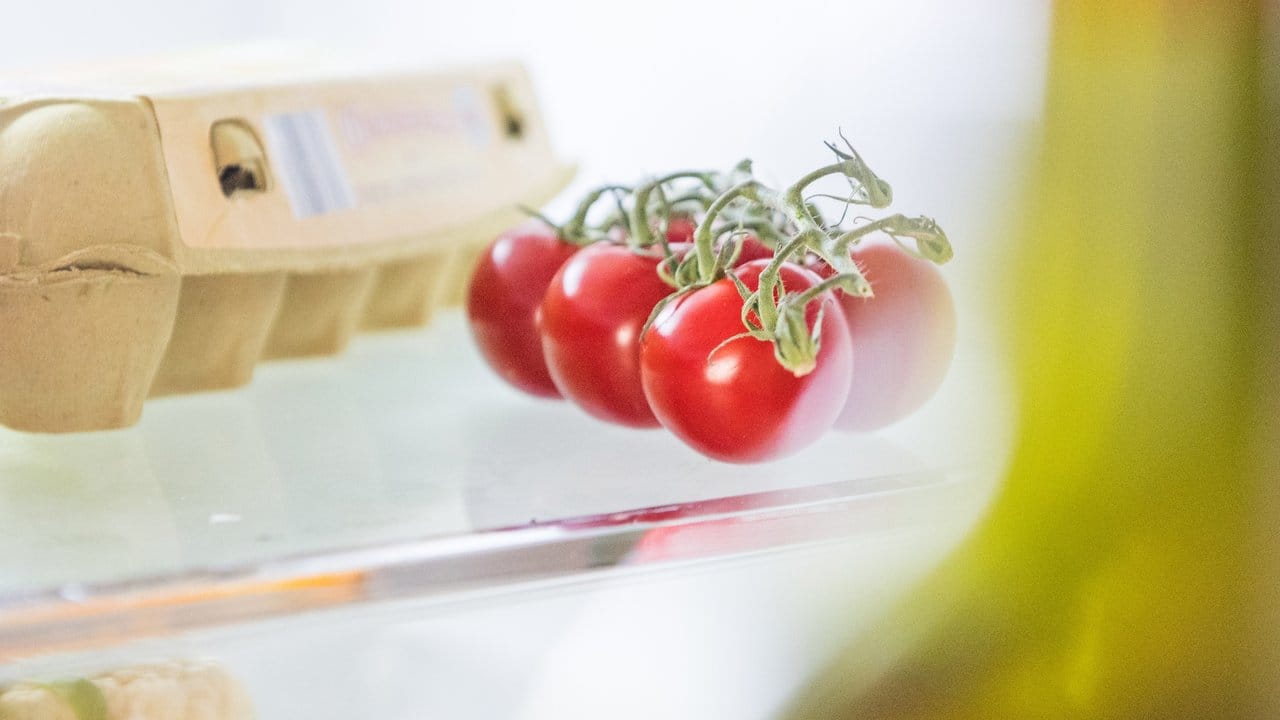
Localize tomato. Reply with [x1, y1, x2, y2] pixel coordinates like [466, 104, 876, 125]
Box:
[539, 243, 674, 428]
[664, 215, 697, 244]
[729, 234, 774, 263]
[815, 240, 957, 431]
[640, 260, 852, 463]
[466, 224, 578, 398]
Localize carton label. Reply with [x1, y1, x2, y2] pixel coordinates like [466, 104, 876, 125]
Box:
[148, 71, 547, 252]
[262, 109, 357, 219]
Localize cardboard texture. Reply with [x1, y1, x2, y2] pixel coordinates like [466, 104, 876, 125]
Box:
[151, 273, 287, 396]
[262, 268, 379, 359]
[361, 252, 453, 330]
[0, 61, 573, 433]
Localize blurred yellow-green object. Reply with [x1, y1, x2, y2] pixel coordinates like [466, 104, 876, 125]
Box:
[786, 1, 1277, 718]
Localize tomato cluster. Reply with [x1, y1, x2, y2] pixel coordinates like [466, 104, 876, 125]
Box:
[465, 144, 956, 464]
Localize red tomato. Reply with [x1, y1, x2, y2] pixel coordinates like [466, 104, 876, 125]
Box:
[466, 225, 578, 398]
[640, 260, 852, 463]
[728, 234, 773, 263]
[613, 216, 697, 245]
[817, 240, 957, 431]
[664, 215, 697, 244]
[539, 243, 674, 428]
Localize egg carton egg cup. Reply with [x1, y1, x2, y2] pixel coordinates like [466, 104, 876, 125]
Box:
[0, 60, 573, 433]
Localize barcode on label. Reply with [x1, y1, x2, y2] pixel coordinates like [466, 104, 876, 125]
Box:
[263, 109, 357, 218]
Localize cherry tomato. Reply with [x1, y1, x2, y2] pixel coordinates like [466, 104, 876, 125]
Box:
[640, 260, 852, 463]
[539, 243, 674, 428]
[466, 224, 578, 398]
[664, 215, 697, 244]
[815, 240, 957, 431]
[728, 234, 773, 263]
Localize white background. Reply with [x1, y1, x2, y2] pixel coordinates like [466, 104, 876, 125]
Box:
[1, 0, 1051, 186]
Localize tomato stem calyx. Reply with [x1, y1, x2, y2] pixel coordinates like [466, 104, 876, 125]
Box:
[628, 171, 718, 251]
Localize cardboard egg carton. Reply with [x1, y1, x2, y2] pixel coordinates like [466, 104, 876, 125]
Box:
[0, 58, 573, 433]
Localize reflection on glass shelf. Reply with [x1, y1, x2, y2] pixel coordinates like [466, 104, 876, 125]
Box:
[0, 312, 1005, 662]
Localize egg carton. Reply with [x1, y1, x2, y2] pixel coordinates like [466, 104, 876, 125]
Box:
[0, 59, 573, 433]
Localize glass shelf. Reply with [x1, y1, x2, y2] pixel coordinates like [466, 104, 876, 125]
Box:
[0, 310, 1004, 666]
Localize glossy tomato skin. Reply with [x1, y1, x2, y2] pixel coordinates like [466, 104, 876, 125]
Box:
[640, 260, 852, 463]
[816, 240, 957, 431]
[466, 225, 578, 398]
[539, 243, 673, 428]
[665, 215, 697, 244]
[731, 234, 774, 263]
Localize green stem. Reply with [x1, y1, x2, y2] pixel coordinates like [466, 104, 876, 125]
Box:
[562, 184, 632, 244]
[752, 232, 821, 332]
[747, 159, 888, 361]
[832, 214, 904, 253]
[693, 164, 876, 340]
[628, 171, 714, 251]
[693, 180, 762, 283]
[832, 213, 952, 265]
[780, 165, 877, 295]
[780, 161, 858, 233]
[742, 164, 874, 329]
[667, 149, 899, 375]
[664, 190, 715, 210]
[792, 272, 867, 306]
[714, 219, 787, 249]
